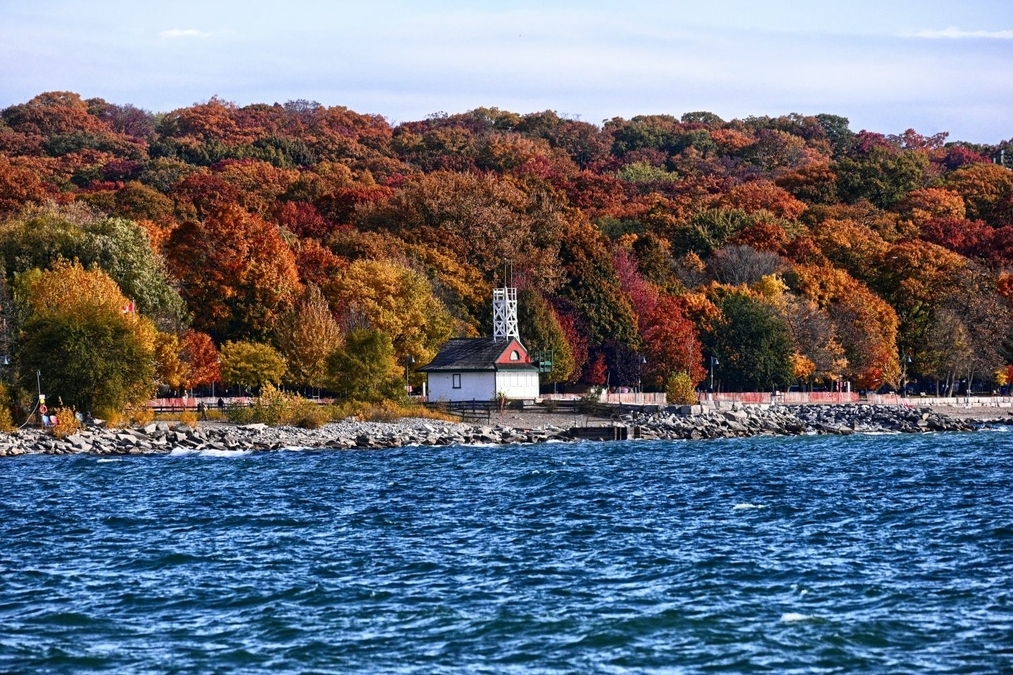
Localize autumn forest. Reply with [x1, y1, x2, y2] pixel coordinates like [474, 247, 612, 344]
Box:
[1, 91, 1012, 413]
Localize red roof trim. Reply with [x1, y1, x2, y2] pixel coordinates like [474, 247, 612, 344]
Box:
[494, 338, 531, 365]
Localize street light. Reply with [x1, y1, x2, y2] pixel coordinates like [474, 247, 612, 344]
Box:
[406, 356, 415, 396]
[638, 355, 646, 395]
[901, 354, 912, 398]
[710, 356, 719, 392]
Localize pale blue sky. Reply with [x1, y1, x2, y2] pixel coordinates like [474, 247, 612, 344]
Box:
[1, 0, 1011, 142]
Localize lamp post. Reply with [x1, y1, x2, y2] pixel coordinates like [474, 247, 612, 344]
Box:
[406, 356, 415, 396]
[638, 355, 646, 395]
[901, 354, 912, 398]
[710, 356, 719, 392]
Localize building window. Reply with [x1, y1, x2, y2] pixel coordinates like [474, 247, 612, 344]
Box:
[452, 374, 461, 389]
[510, 350, 520, 361]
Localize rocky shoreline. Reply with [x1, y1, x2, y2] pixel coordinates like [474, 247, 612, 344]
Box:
[630, 403, 980, 439]
[0, 403, 1002, 457]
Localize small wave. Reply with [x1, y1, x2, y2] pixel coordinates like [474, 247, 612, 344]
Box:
[200, 448, 252, 458]
[733, 503, 765, 510]
[780, 612, 818, 622]
[96, 458, 122, 463]
[168, 448, 251, 458]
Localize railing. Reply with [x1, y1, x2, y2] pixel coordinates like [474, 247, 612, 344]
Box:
[865, 394, 1013, 407]
[601, 392, 668, 405]
[146, 396, 252, 413]
[425, 400, 495, 422]
[699, 392, 860, 404]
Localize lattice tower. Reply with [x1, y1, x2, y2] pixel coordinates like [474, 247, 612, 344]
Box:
[492, 287, 519, 341]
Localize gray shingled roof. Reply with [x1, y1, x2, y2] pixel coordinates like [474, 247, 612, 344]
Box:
[418, 338, 537, 372]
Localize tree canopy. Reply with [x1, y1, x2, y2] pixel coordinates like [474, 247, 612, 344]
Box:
[1, 90, 1012, 405]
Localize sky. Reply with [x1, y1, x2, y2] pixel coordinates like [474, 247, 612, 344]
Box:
[1, 0, 1011, 143]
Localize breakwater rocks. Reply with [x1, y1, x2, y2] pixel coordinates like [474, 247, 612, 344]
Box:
[0, 404, 991, 457]
[0, 419, 569, 457]
[629, 403, 977, 439]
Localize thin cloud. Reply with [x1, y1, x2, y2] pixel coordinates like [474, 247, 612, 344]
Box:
[907, 27, 1013, 39]
[158, 28, 213, 39]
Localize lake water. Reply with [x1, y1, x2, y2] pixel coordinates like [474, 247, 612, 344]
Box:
[2, 432, 1013, 673]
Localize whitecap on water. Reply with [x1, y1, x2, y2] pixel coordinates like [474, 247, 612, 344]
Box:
[96, 458, 121, 463]
[168, 448, 198, 457]
[732, 503, 765, 510]
[169, 447, 251, 458]
[199, 448, 252, 458]
[780, 612, 818, 622]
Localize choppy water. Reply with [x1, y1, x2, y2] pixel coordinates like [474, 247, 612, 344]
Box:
[3, 432, 1013, 673]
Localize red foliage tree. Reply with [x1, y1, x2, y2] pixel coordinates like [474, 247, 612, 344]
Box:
[165, 204, 302, 341]
[180, 330, 221, 389]
[641, 294, 706, 387]
[274, 200, 331, 239]
[0, 156, 48, 214]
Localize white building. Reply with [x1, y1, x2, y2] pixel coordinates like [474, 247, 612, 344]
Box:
[419, 337, 540, 402]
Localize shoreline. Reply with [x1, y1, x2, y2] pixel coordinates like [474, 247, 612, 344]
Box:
[0, 403, 1007, 458]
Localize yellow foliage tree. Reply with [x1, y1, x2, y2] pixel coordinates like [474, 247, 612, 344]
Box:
[154, 331, 187, 389]
[275, 284, 342, 390]
[328, 259, 453, 371]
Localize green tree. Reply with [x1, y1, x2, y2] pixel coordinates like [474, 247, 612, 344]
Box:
[557, 221, 639, 350]
[708, 292, 794, 391]
[0, 205, 186, 326]
[671, 209, 787, 258]
[815, 114, 854, 158]
[836, 147, 928, 208]
[219, 340, 286, 391]
[325, 328, 404, 403]
[517, 288, 576, 384]
[21, 310, 155, 413]
[14, 263, 157, 413]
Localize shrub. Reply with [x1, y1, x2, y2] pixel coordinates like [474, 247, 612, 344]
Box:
[129, 406, 154, 427]
[225, 384, 335, 427]
[666, 372, 699, 405]
[0, 384, 16, 433]
[177, 410, 199, 428]
[577, 387, 606, 415]
[98, 408, 125, 428]
[292, 400, 329, 429]
[48, 406, 83, 438]
[330, 400, 455, 423]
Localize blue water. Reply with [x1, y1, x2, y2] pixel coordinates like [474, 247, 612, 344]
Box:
[3, 432, 1013, 673]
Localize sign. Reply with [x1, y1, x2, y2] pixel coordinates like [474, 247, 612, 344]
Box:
[531, 349, 554, 374]
[38, 394, 45, 405]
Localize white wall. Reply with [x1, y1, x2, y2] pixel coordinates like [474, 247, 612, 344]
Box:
[495, 371, 540, 400]
[427, 372, 496, 402]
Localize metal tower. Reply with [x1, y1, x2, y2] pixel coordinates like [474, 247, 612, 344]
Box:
[492, 287, 519, 341]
